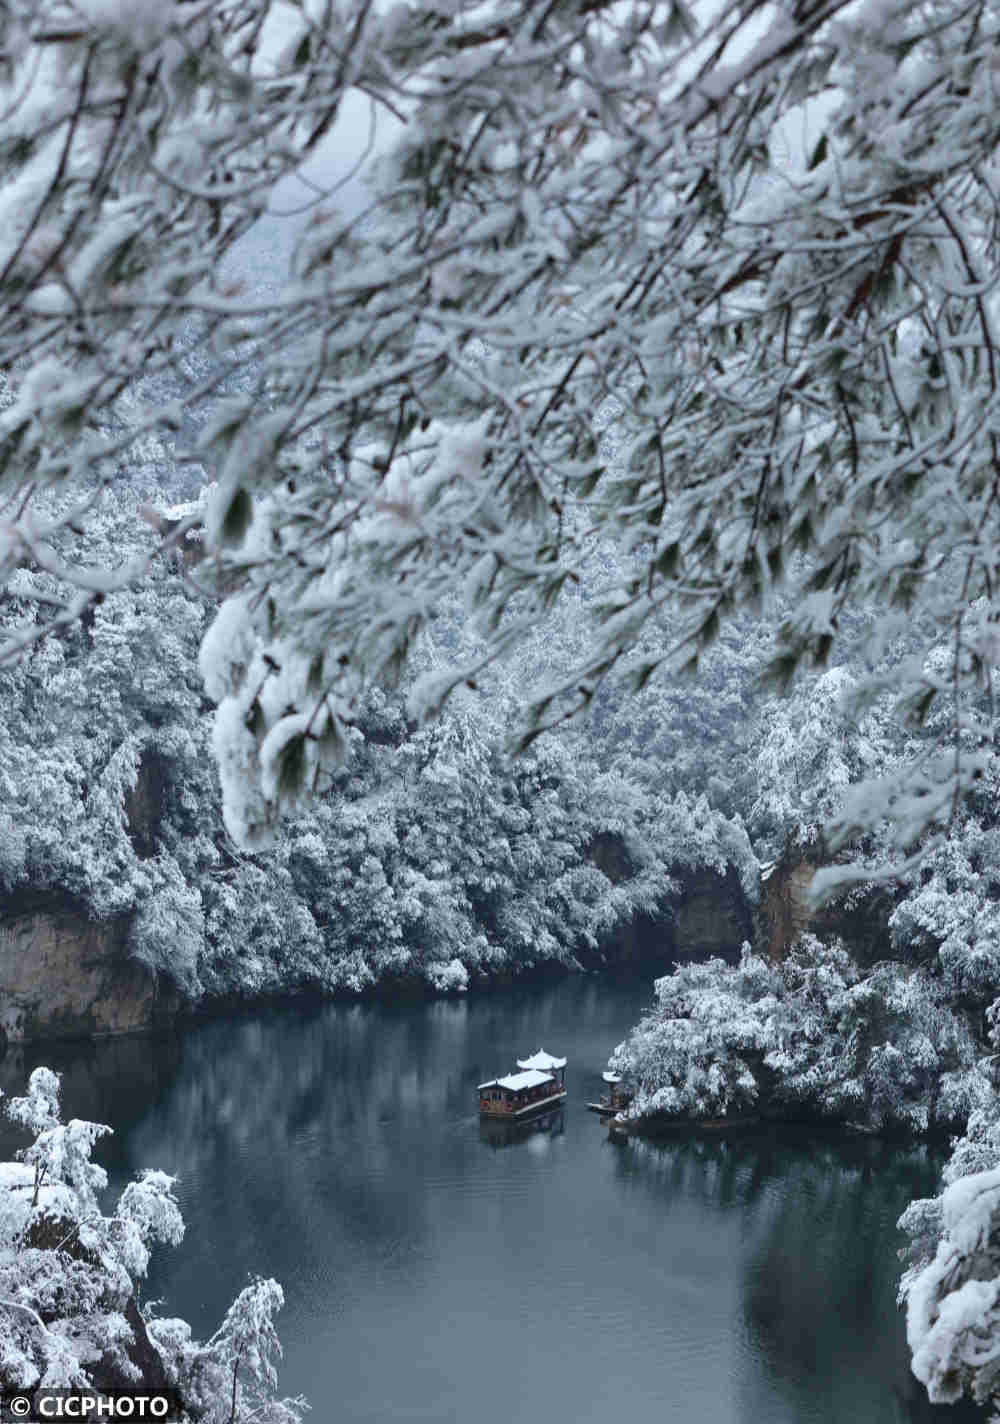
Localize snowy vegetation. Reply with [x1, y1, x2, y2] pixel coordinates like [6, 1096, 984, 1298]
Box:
[0, 0, 998, 865]
[4, 0, 1000, 1412]
[897, 1020, 1000, 1415]
[8, 485, 1000, 1409]
[610, 937, 992, 1134]
[0, 1067, 304, 1422]
[0, 489, 761, 1002]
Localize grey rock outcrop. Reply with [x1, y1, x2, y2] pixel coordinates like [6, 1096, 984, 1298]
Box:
[582, 842, 759, 971]
[673, 864, 758, 959]
[760, 851, 898, 965]
[0, 893, 178, 1044]
[761, 857, 818, 959]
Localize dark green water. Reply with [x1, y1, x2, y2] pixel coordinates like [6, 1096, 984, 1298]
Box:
[0, 976, 978, 1423]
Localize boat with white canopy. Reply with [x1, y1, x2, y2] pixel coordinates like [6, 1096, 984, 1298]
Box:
[478, 1048, 567, 1117]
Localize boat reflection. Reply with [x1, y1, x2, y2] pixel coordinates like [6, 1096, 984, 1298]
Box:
[479, 1107, 565, 1150]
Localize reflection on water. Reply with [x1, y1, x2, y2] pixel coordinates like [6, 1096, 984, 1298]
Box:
[616, 1131, 984, 1423]
[479, 1108, 565, 1150]
[0, 978, 986, 1424]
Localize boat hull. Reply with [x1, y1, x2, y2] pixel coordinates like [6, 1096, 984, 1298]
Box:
[480, 1108, 565, 1148]
[480, 1089, 567, 1119]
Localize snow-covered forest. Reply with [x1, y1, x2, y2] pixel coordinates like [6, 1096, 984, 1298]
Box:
[0, 484, 764, 1001]
[5, 0, 1000, 1414]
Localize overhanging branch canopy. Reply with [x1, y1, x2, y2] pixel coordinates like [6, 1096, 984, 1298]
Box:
[2, 0, 1000, 848]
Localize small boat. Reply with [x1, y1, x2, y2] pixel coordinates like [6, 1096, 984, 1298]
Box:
[479, 1048, 567, 1118]
[586, 1071, 633, 1115]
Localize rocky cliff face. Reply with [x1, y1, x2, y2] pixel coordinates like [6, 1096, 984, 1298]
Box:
[586, 834, 899, 974]
[1, 843, 891, 1046]
[761, 854, 898, 965]
[0, 893, 178, 1045]
[762, 859, 817, 958]
[673, 864, 758, 959]
[123, 747, 169, 860]
[582, 857, 759, 972]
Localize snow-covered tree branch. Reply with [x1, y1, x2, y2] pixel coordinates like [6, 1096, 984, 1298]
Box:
[0, 0, 998, 852]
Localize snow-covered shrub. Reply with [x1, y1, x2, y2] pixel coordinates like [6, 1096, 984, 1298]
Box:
[0, 1068, 178, 1394]
[128, 874, 205, 998]
[890, 811, 1000, 1000]
[423, 957, 469, 993]
[609, 948, 779, 1122]
[151, 1277, 306, 1424]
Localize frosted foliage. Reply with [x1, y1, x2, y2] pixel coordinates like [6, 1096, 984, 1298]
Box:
[889, 808, 1000, 999]
[112, 1171, 185, 1279]
[7, 1068, 61, 1138]
[899, 1020, 1000, 1414]
[944, 1106, 1000, 1190]
[195, 638, 761, 1000]
[0, 488, 769, 1010]
[424, 957, 469, 992]
[611, 938, 989, 1133]
[158, 1276, 306, 1424]
[0, 1069, 303, 1419]
[128, 879, 205, 997]
[609, 948, 779, 1121]
[748, 659, 906, 861]
[199, 597, 257, 704]
[211, 1278, 284, 1395]
[0, 0, 998, 857]
[22, 1121, 111, 1220]
[903, 1170, 1000, 1409]
[7, 10, 1000, 1395]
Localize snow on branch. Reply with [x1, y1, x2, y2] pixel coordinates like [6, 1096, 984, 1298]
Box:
[1, 0, 1000, 869]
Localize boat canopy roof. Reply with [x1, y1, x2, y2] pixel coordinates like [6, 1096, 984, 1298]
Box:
[516, 1049, 567, 1071]
[602, 1072, 622, 1083]
[479, 1069, 554, 1092]
[500, 1069, 554, 1090]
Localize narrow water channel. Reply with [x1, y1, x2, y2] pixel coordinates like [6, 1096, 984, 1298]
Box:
[0, 975, 979, 1423]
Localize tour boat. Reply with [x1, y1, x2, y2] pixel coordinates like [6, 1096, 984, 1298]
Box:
[478, 1048, 567, 1118]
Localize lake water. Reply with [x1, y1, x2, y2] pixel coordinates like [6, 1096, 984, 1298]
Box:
[0, 974, 982, 1423]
